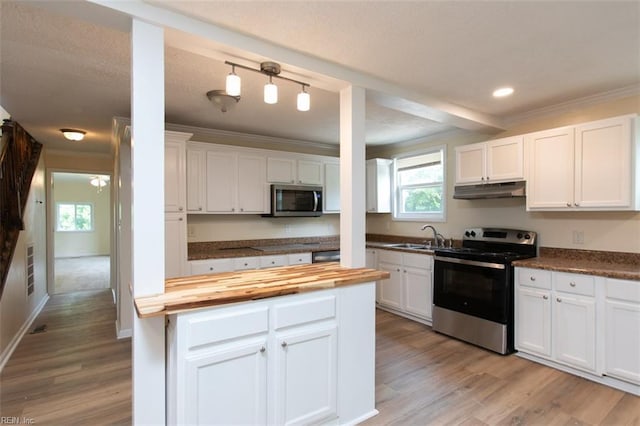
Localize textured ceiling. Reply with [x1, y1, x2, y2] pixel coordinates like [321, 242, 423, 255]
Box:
[1, 1, 638, 154]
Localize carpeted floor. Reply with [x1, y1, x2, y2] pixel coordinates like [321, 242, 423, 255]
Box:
[54, 255, 110, 293]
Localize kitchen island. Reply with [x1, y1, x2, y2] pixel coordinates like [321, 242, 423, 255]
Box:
[134, 263, 389, 425]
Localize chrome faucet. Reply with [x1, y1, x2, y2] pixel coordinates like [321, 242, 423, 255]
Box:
[421, 224, 444, 248]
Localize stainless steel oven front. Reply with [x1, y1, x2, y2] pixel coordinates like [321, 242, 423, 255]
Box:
[432, 256, 515, 354]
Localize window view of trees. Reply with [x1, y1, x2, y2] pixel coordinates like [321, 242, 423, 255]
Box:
[57, 203, 93, 231]
[394, 148, 445, 220]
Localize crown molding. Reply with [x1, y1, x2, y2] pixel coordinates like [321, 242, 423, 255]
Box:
[503, 84, 640, 127]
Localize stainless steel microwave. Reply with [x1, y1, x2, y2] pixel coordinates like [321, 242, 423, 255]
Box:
[264, 184, 323, 217]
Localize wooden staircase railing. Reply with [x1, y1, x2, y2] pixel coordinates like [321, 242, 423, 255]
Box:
[0, 119, 43, 299]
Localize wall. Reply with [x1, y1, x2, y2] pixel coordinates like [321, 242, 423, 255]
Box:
[0, 156, 48, 370]
[366, 95, 640, 253]
[53, 176, 111, 257]
[188, 214, 340, 242]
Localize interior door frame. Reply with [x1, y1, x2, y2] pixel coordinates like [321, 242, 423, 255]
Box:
[46, 168, 113, 296]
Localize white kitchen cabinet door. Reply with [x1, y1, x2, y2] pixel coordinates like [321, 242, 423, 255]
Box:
[377, 260, 403, 310]
[297, 159, 323, 185]
[287, 253, 312, 266]
[183, 340, 268, 426]
[455, 143, 486, 185]
[516, 287, 552, 358]
[553, 293, 596, 372]
[237, 154, 267, 213]
[323, 161, 340, 213]
[186, 149, 206, 213]
[267, 157, 296, 183]
[403, 265, 432, 320]
[366, 158, 392, 213]
[165, 140, 186, 213]
[575, 115, 633, 209]
[165, 212, 187, 278]
[189, 258, 234, 275]
[486, 136, 524, 182]
[605, 300, 640, 384]
[274, 324, 338, 426]
[206, 151, 237, 213]
[526, 126, 575, 210]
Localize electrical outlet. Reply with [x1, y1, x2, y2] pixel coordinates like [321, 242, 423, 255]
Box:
[187, 225, 195, 238]
[284, 224, 291, 234]
[572, 230, 584, 244]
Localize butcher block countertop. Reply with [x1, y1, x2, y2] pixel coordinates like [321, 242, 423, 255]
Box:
[513, 247, 640, 281]
[134, 262, 389, 318]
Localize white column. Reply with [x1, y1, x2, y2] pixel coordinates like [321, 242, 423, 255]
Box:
[131, 19, 166, 425]
[339, 86, 366, 268]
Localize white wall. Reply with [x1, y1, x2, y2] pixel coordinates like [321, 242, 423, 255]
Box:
[0, 155, 48, 370]
[53, 176, 111, 257]
[366, 95, 640, 253]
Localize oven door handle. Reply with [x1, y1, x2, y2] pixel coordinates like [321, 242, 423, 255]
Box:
[434, 256, 506, 270]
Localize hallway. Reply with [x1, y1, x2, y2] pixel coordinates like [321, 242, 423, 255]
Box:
[0, 290, 131, 424]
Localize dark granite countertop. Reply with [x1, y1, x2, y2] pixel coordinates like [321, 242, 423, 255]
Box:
[513, 247, 640, 281]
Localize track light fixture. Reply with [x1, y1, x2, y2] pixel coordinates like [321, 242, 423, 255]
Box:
[223, 60, 311, 111]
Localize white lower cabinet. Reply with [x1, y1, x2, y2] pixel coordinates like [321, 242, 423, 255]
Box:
[165, 213, 188, 278]
[168, 285, 377, 425]
[376, 249, 433, 323]
[604, 278, 640, 385]
[516, 268, 640, 395]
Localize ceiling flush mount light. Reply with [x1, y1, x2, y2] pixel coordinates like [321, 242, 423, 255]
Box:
[493, 87, 514, 98]
[60, 128, 86, 141]
[221, 60, 311, 111]
[206, 90, 240, 113]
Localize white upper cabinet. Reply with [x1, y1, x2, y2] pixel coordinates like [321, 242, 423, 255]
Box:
[455, 136, 524, 185]
[323, 160, 340, 213]
[186, 149, 206, 212]
[366, 158, 392, 213]
[164, 131, 192, 212]
[267, 156, 323, 185]
[526, 114, 639, 211]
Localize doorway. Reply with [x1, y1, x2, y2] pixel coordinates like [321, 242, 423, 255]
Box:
[50, 172, 111, 294]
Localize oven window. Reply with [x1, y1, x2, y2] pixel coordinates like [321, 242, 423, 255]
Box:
[433, 261, 512, 323]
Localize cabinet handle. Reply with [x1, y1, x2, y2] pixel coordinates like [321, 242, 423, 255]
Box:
[530, 276, 536, 281]
[542, 295, 548, 300]
[281, 342, 288, 348]
[557, 298, 562, 303]
[260, 346, 266, 353]
[566, 203, 571, 207]
[570, 282, 576, 287]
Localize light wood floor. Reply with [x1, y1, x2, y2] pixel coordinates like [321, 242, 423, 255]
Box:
[365, 309, 640, 425]
[0, 290, 131, 424]
[1, 293, 638, 425]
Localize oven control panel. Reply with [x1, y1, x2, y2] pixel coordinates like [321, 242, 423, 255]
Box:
[463, 227, 536, 245]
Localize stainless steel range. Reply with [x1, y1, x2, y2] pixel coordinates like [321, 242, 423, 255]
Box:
[432, 227, 537, 354]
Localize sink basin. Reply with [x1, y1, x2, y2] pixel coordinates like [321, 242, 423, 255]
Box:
[383, 243, 431, 250]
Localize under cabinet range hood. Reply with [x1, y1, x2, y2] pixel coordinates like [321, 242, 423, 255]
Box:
[453, 181, 526, 200]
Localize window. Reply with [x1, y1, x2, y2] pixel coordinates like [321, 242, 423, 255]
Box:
[393, 146, 446, 221]
[56, 203, 93, 231]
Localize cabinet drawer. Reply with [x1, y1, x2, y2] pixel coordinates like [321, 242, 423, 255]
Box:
[185, 306, 269, 349]
[260, 255, 288, 269]
[606, 278, 640, 303]
[555, 272, 595, 297]
[234, 257, 260, 271]
[403, 253, 433, 270]
[377, 249, 403, 265]
[273, 295, 336, 330]
[190, 258, 234, 275]
[517, 268, 551, 289]
[288, 253, 312, 265]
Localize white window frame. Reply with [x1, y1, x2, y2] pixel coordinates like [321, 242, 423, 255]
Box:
[392, 145, 447, 222]
[56, 202, 95, 232]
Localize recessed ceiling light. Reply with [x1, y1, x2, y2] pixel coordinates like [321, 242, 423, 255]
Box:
[493, 87, 514, 98]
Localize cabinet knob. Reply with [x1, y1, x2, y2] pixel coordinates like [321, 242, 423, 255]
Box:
[481, 177, 485, 181]
[403, 269, 407, 273]
[281, 342, 288, 348]
[570, 282, 576, 287]
[179, 207, 183, 211]
[198, 207, 202, 211]
[209, 267, 214, 271]
[557, 298, 562, 303]
[543, 295, 548, 300]
[396, 268, 401, 272]
[566, 203, 572, 207]
[240, 208, 244, 212]
[530, 276, 536, 281]
[574, 203, 579, 207]
[179, 217, 183, 221]
[260, 346, 266, 353]
[231, 208, 235, 212]
[244, 262, 248, 266]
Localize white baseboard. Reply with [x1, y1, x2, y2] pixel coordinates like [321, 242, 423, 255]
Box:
[344, 409, 379, 426]
[115, 320, 132, 339]
[0, 294, 50, 373]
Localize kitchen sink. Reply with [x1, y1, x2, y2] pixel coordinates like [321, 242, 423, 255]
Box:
[383, 243, 431, 250]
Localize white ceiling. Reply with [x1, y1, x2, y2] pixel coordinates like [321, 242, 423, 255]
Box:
[1, 1, 638, 154]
